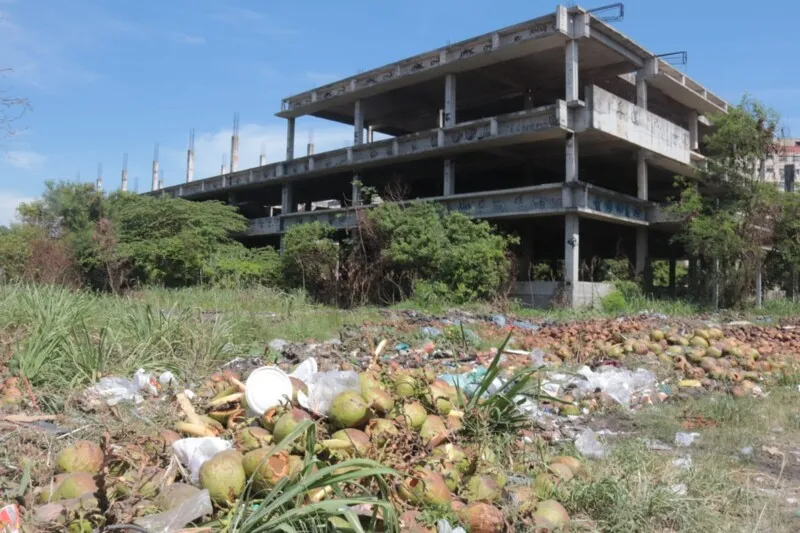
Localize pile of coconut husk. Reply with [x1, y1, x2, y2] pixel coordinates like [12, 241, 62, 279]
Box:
[27, 352, 586, 532]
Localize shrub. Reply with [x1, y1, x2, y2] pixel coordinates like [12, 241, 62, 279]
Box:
[281, 222, 339, 303]
[204, 244, 281, 288]
[343, 202, 517, 305]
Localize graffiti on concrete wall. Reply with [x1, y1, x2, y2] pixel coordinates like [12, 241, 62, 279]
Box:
[587, 193, 647, 222]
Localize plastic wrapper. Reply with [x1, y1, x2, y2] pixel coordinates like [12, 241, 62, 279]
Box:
[86, 377, 144, 406]
[172, 437, 232, 483]
[135, 489, 213, 533]
[575, 428, 606, 459]
[437, 519, 467, 533]
[298, 370, 360, 416]
[675, 432, 700, 447]
[575, 366, 657, 408]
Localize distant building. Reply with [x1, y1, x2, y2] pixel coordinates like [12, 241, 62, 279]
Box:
[765, 138, 800, 192]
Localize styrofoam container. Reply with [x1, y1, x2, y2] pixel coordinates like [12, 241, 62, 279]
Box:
[244, 366, 293, 415]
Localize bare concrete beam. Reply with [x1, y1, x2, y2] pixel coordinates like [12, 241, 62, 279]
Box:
[590, 30, 644, 69]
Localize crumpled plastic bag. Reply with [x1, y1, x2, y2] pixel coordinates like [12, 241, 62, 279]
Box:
[675, 432, 700, 447]
[575, 428, 606, 459]
[172, 438, 232, 483]
[134, 489, 213, 533]
[86, 377, 144, 406]
[437, 519, 467, 533]
[575, 365, 657, 407]
[297, 370, 360, 416]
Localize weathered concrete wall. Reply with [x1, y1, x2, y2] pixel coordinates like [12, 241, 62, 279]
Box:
[512, 281, 614, 309]
[587, 85, 690, 164]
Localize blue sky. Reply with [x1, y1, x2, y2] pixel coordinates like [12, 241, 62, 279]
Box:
[1, 0, 799, 224]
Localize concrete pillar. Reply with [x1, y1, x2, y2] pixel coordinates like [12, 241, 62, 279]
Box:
[565, 41, 579, 103]
[259, 154, 266, 167]
[565, 133, 578, 182]
[186, 148, 194, 183]
[286, 118, 295, 161]
[635, 72, 648, 110]
[443, 159, 455, 196]
[524, 88, 534, 110]
[636, 228, 648, 276]
[755, 256, 763, 309]
[668, 256, 677, 298]
[637, 150, 648, 200]
[367, 125, 374, 143]
[121, 168, 128, 192]
[307, 142, 315, 156]
[793, 268, 799, 303]
[352, 175, 362, 206]
[444, 74, 456, 127]
[688, 110, 699, 151]
[281, 183, 293, 214]
[688, 256, 697, 294]
[151, 160, 159, 191]
[354, 100, 365, 146]
[712, 259, 720, 309]
[564, 214, 580, 302]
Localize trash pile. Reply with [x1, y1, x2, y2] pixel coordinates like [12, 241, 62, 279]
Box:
[20, 347, 595, 533]
[3, 316, 798, 532]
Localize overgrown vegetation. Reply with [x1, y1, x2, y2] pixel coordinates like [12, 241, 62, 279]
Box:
[668, 96, 800, 307]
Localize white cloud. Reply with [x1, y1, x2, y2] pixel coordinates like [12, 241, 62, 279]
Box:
[5, 149, 45, 170]
[176, 33, 206, 45]
[0, 190, 31, 226]
[163, 122, 354, 183]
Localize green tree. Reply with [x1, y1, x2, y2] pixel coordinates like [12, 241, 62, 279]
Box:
[668, 96, 781, 307]
[203, 244, 281, 288]
[110, 193, 248, 286]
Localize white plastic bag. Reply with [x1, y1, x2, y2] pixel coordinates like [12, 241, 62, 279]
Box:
[299, 370, 360, 416]
[134, 368, 159, 396]
[575, 428, 606, 459]
[437, 519, 467, 533]
[576, 366, 656, 407]
[675, 432, 700, 447]
[172, 438, 232, 483]
[87, 377, 143, 406]
[135, 489, 213, 533]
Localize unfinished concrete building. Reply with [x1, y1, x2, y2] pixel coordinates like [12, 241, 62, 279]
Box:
[153, 4, 729, 307]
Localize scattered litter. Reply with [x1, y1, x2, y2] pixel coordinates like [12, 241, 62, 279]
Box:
[172, 437, 232, 483]
[439, 368, 501, 399]
[86, 376, 144, 406]
[575, 428, 606, 459]
[134, 368, 159, 396]
[134, 489, 213, 533]
[159, 371, 177, 387]
[244, 366, 293, 415]
[675, 432, 700, 447]
[420, 326, 443, 338]
[669, 483, 688, 496]
[437, 519, 467, 533]
[511, 320, 538, 331]
[394, 343, 410, 351]
[300, 369, 360, 416]
[575, 366, 657, 408]
[672, 457, 693, 470]
[491, 314, 507, 327]
[268, 338, 289, 352]
[642, 438, 672, 452]
[0, 504, 21, 533]
[739, 446, 754, 457]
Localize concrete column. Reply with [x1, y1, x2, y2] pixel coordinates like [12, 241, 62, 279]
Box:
[151, 160, 159, 192]
[565, 133, 578, 182]
[668, 256, 677, 298]
[443, 159, 455, 196]
[564, 214, 580, 300]
[281, 183, 293, 214]
[444, 74, 456, 127]
[354, 100, 365, 145]
[565, 40, 579, 103]
[792, 268, 799, 303]
[688, 110, 699, 151]
[186, 148, 195, 183]
[712, 258, 720, 309]
[635, 72, 648, 110]
[524, 88, 534, 110]
[637, 150, 648, 200]
[286, 118, 295, 161]
[351, 175, 362, 206]
[636, 228, 648, 276]
[755, 256, 763, 309]
[367, 125, 374, 143]
[688, 256, 697, 294]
